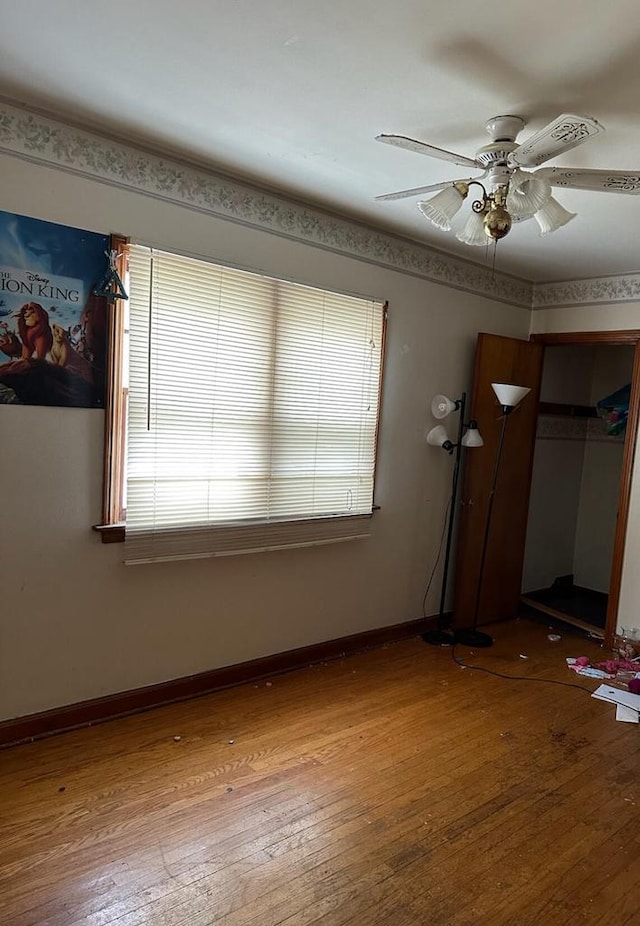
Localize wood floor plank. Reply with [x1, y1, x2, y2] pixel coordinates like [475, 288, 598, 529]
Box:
[1, 617, 638, 926]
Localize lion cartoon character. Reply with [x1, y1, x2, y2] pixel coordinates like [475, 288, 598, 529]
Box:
[17, 302, 53, 360]
[50, 324, 93, 382]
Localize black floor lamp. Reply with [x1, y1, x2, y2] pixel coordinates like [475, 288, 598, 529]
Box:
[455, 382, 531, 648]
[422, 391, 484, 645]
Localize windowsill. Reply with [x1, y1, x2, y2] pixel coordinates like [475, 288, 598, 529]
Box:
[93, 523, 126, 543]
[94, 508, 381, 546]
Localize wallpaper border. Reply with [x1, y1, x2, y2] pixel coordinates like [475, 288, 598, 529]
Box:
[0, 99, 534, 307]
[0, 99, 637, 312]
[532, 274, 640, 310]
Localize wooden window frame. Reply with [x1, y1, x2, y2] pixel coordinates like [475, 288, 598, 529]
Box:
[93, 235, 128, 543]
[94, 242, 387, 545]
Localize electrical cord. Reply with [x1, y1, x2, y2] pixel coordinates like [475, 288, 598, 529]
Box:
[421, 486, 592, 696]
[421, 497, 452, 619]
[451, 643, 593, 694]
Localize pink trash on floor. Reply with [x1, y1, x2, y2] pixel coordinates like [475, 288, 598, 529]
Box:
[595, 658, 640, 674]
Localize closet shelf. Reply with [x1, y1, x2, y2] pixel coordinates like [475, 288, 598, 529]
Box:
[539, 401, 598, 418]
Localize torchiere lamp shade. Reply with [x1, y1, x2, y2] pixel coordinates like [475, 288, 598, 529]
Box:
[491, 382, 531, 408]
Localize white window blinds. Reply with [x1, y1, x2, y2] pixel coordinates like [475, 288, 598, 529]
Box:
[124, 246, 385, 564]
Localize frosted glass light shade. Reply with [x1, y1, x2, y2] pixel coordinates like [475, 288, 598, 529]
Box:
[491, 382, 531, 408]
[461, 424, 484, 447]
[426, 424, 451, 447]
[534, 195, 576, 236]
[506, 170, 552, 218]
[456, 209, 488, 246]
[431, 393, 458, 419]
[418, 186, 466, 231]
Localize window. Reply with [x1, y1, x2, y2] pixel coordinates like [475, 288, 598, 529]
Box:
[100, 245, 386, 563]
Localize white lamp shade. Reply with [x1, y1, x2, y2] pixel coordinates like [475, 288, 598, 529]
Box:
[491, 382, 531, 408]
[418, 186, 466, 231]
[534, 195, 576, 236]
[506, 170, 552, 218]
[426, 424, 451, 447]
[461, 424, 484, 447]
[431, 393, 457, 419]
[456, 209, 488, 247]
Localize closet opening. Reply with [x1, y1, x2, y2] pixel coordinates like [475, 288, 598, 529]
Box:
[522, 342, 635, 640]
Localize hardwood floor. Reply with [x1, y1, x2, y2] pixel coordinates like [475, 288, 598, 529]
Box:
[1, 617, 639, 925]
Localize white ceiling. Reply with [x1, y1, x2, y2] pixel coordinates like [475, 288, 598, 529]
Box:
[2, 0, 640, 283]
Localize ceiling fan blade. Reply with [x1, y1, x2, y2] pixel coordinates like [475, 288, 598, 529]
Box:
[536, 167, 640, 194]
[376, 134, 478, 169]
[374, 174, 486, 202]
[509, 113, 604, 168]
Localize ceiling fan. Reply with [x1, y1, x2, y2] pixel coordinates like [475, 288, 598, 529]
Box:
[375, 114, 640, 246]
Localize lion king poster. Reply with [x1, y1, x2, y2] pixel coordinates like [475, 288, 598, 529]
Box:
[0, 210, 110, 407]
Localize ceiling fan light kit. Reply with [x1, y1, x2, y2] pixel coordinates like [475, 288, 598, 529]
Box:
[505, 170, 551, 218]
[482, 186, 512, 241]
[533, 195, 576, 236]
[417, 182, 468, 231]
[376, 113, 640, 248]
[457, 208, 489, 246]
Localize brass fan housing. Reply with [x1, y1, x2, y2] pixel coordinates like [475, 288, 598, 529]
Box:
[483, 186, 512, 240]
[484, 200, 512, 240]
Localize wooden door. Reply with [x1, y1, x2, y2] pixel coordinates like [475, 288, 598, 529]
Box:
[453, 333, 544, 628]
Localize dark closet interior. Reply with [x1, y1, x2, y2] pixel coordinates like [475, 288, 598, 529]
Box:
[521, 344, 634, 636]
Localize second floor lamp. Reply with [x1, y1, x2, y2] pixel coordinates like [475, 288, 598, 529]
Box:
[422, 391, 484, 645]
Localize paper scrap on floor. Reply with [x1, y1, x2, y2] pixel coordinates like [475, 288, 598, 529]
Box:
[592, 684, 640, 723]
[566, 658, 613, 679]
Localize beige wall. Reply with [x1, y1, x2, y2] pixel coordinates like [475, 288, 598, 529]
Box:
[530, 305, 640, 629]
[0, 154, 531, 721]
[531, 303, 640, 335]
